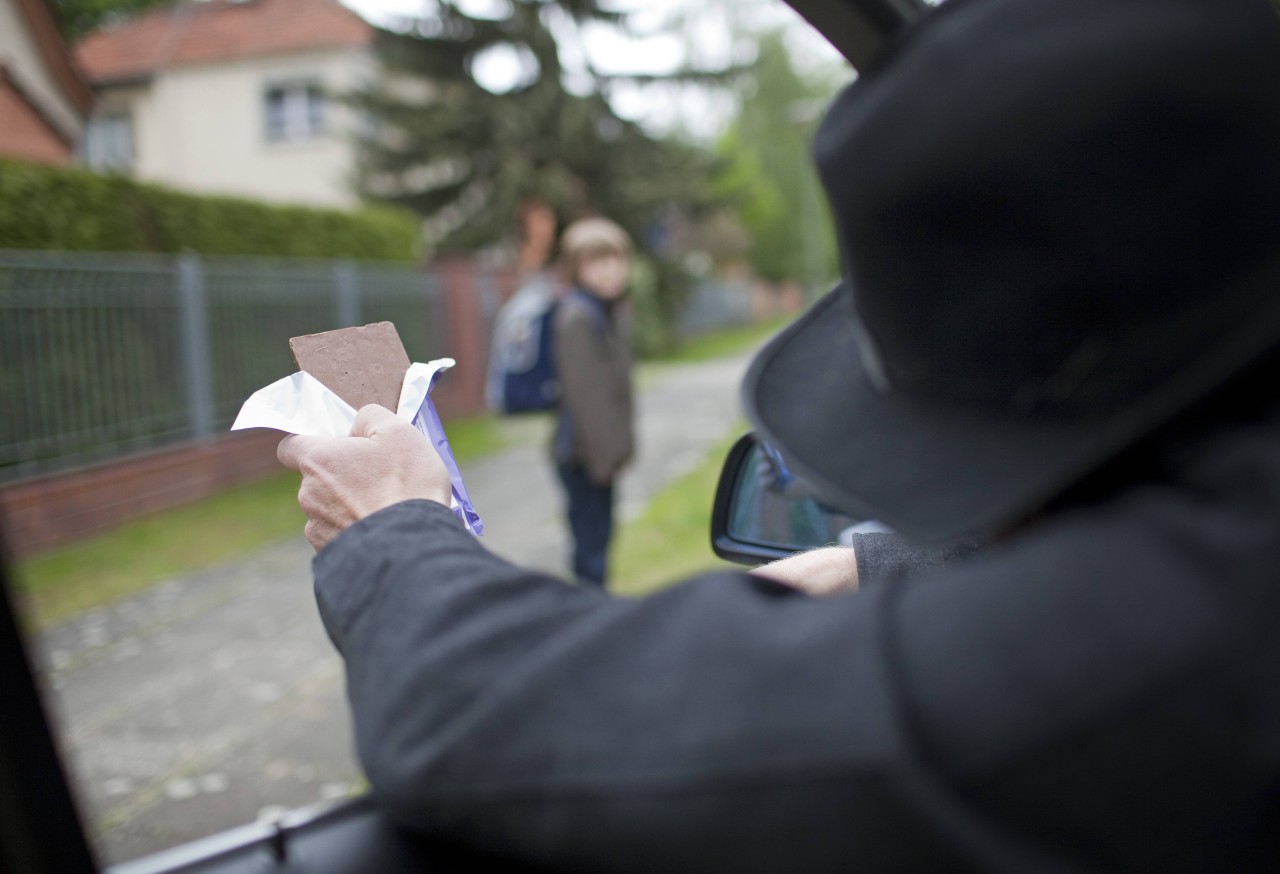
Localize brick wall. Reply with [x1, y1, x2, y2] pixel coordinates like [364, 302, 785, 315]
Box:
[1, 430, 282, 557]
[430, 257, 499, 419]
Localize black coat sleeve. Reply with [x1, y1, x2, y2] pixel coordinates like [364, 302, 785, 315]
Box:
[313, 496, 1272, 872]
[851, 532, 986, 583]
[314, 501, 968, 871]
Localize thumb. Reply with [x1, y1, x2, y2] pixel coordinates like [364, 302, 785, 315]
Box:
[277, 433, 328, 471]
[350, 404, 404, 439]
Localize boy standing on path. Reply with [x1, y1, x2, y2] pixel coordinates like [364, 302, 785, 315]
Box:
[551, 218, 634, 587]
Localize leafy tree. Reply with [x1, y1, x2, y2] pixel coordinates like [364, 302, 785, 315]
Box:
[50, 0, 170, 41]
[352, 0, 736, 351]
[356, 1, 730, 248]
[712, 29, 847, 290]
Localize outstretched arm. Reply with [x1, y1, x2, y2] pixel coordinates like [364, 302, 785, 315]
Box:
[311, 499, 953, 871]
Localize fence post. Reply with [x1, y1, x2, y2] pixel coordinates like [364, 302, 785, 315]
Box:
[177, 253, 214, 441]
[334, 260, 360, 327]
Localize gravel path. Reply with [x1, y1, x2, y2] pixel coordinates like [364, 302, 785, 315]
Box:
[35, 351, 754, 866]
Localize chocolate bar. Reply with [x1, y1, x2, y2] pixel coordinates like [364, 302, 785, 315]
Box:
[289, 322, 410, 412]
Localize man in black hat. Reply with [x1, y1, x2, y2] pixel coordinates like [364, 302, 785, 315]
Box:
[278, 0, 1280, 868]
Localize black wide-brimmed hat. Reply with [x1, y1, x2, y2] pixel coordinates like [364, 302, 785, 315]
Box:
[745, 0, 1280, 542]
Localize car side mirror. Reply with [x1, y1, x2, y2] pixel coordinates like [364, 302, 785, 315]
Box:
[710, 432, 874, 566]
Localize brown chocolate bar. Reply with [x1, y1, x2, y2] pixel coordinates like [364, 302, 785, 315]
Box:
[289, 322, 411, 412]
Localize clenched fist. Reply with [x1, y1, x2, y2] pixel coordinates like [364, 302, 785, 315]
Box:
[277, 405, 452, 551]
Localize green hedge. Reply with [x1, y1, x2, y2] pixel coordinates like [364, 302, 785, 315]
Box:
[0, 159, 420, 261]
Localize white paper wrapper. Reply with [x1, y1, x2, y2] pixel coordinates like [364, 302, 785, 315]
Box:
[231, 358, 483, 535]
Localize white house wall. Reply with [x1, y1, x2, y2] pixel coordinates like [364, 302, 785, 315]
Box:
[0, 0, 83, 142]
[127, 47, 374, 208]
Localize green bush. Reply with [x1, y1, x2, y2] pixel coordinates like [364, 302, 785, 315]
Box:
[0, 159, 420, 261]
[628, 254, 696, 360]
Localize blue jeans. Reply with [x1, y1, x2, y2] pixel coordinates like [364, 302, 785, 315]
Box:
[557, 462, 614, 587]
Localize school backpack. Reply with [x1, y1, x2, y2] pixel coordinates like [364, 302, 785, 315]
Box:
[486, 274, 561, 414]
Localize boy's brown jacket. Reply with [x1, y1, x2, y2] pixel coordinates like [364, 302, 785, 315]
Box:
[551, 290, 633, 485]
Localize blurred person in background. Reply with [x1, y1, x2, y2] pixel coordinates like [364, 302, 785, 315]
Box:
[550, 217, 635, 587]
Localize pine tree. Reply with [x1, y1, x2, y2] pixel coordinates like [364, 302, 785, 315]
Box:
[366, 6, 735, 293]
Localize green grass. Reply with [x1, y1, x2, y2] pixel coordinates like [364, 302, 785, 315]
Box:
[609, 431, 742, 598]
[14, 472, 306, 629]
[654, 317, 790, 365]
[438, 414, 509, 464]
[13, 414, 506, 630]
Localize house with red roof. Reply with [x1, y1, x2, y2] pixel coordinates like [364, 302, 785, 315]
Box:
[75, 0, 375, 207]
[0, 0, 93, 165]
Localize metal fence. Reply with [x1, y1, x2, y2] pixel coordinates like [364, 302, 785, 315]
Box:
[0, 251, 445, 483]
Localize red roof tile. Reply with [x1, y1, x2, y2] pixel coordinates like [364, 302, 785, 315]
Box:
[75, 0, 373, 84]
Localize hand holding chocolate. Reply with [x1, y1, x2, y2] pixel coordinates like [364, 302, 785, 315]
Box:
[231, 322, 483, 536]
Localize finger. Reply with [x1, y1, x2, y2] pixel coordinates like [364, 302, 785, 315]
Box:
[277, 434, 316, 471]
[295, 475, 325, 517]
[304, 518, 331, 552]
[350, 404, 403, 439]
